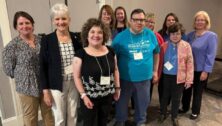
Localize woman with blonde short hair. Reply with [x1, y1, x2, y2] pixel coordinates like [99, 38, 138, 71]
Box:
[180, 11, 218, 120]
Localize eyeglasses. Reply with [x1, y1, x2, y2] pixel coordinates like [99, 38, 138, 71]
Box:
[145, 20, 155, 25]
[131, 18, 146, 23]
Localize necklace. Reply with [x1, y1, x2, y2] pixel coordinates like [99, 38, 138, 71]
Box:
[95, 55, 110, 76]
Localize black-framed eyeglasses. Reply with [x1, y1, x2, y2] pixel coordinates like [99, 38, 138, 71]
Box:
[131, 18, 146, 23]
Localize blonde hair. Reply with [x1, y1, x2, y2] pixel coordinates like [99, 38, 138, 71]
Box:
[193, 11, 211, 30]
[50, 3, 69, 19]
[145, 13, 155, 19]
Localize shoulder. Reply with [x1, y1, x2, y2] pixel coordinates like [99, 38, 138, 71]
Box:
[115, 28, 129, 38]
[70, 31, 83, 50]
[187, 31, 195, 38]
[144, 28, 156, 38]
[70, 32, 80, 40]
[180, 40, 190, 47]
[45, 32, 56, 38]
[154, 32, 161, 37]
[106, 46, 115, 56]
[34, 34, 42, 43]
[75, 48, 85, 58]
[112, 29, 128, 46]
[144, 28, 153, 34]
[41, 32, 56, 42]
[161, 41, 168, 47]
[4, 37, 20, 49]
[206, 31, 217, 37]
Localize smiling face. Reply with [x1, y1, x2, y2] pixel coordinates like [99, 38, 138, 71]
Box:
[87, 26, 104, 46]
[116, 9, 125, 23]
[166, 15, 176, 28]
[130, 12, 146, 33]
[53, 14, 70, 32]
[101, 9, 112, 26]
[195, 15, 207, 30]
[16, 16, 34, 36]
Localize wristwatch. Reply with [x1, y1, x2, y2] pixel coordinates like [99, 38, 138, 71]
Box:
[80, 92, 87, 99]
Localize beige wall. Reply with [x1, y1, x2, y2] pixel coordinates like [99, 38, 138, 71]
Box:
[113, 0, 222, 55]
[69, 0, 100, 32]
[0, 0, 16, 120]
[6, 0, 52, 38]
[1, 0, 221, 123]
[5, 0, 222, 41]
[218, 0, 222, 55]
[113, 0, 220, 32]
[6, 0, 100, 38]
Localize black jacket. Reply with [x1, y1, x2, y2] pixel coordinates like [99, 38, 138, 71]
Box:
[40, 31, 82, 91]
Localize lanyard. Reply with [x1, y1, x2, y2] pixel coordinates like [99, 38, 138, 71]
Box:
[130, 30, 144, 44]
[95, 55, 110, 76]
[167, 42, 177, 65]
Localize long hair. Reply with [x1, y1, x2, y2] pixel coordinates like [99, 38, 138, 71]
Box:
[159, 13, 179, 37]
[114, 6, 128, 29]
[98, 4, 115, 31]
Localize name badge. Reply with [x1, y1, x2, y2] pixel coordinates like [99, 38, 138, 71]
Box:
[164, 61, 173, 71]
[64, 65, 73, 75]
[100, 76, 111, 85]
[133, 52, 143, 60]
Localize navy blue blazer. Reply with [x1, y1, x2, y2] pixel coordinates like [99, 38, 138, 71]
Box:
[40, 31, 82, 91]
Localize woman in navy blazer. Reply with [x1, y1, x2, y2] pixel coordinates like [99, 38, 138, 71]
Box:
[40, 3, 82, 126]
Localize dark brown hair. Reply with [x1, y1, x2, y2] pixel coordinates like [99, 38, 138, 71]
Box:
[13, 11, 34, 29]
[81, 18, 110, 47]
[168, 22, 185, 35]
[159, 13, 179, 37]
[130, 8, 145, 19]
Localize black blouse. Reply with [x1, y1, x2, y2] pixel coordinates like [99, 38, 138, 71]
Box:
[75, 46, 115, 98]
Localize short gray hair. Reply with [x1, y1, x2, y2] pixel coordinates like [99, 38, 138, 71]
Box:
[50, 3, 69, 19]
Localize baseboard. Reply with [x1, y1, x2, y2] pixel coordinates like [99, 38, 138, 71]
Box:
[2, 116, 23, 126]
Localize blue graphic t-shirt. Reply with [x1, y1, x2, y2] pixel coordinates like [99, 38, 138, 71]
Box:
[112, 28, 160, 82]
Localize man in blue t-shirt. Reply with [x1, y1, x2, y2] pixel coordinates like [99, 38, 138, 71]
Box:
[112, 8, 160, 126]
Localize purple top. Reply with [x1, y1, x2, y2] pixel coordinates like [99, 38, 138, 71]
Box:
[187, 31, 218, 73]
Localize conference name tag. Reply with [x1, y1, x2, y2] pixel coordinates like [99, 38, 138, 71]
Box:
[100, 76, 111, 85]
[133, 52, 143, 60]
[164, 61, 173, 71]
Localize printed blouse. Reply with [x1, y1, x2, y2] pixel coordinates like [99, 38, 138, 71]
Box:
[2, 35, 41, 97]
[59, 41, 75, 81]
[74, 46, 115, 98]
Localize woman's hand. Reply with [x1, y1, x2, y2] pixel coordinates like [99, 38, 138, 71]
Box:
[82, 96, 94, 109]
[184, 83, 191, 89]
[113, 89, 121, 101]
[43, 89, 54, 107]
[200, 71, 208, 81]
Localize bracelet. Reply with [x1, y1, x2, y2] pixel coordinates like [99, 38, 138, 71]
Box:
[80, 93, 87, 99]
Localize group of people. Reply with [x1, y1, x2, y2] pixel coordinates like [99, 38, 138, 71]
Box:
[2, 2, 218, 126]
